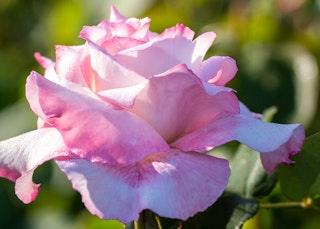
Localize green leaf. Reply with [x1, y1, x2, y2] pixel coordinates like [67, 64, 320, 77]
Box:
[226, 144, 276, 198]
[182, 194, 259, 229]
[278, 132, 320, 200]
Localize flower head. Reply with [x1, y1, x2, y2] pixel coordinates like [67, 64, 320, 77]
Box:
[0, 6, 304, 223]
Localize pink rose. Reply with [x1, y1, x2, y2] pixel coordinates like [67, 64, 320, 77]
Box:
[0, 6, 304, 223]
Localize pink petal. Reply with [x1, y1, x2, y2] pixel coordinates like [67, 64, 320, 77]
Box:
[131, 64, 239, 142]
[109, 5, 127, 22]
[26, 72, 170, 165]
[55, 45, 88, 86]
[116, 25, 214, 77]
[101, 37, 145, 55]
[197, 56, 238, 86]
[81, 41, 146, 91]
[34, 52, 59, 82]
[56, 149, 230, 223]
[34, 52, 54, 69]
[188, 32, 216, 69]
[172, 104, 305, 173]
[79, 22, 109, 46]
[0, 128, 68, 203]
[98, 81, 146, 108]
[80, 17, 151, 52]
[259, 125, 305, 173]
[157, 24, 195, 40]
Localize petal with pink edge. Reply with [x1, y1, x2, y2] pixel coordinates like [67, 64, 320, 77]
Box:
[131, 64, 239, 143]
[81, 41, 146, 91]
[80, 22, 147, 55]
[56, 149, 230, 223]
[196, 56, 238, 86]
[26, 72, 170, 165]
[55, 45, 88, 87]
[98, 81, 146, 108]
[116, 25, 214, 77]
[0, 128, 68, 203]
[172, 104, 305, 173]
[34, 52, 59, 82]
[109, 5, 127, 22]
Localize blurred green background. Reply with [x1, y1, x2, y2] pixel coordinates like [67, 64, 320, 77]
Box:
[0, 0, 319, 228]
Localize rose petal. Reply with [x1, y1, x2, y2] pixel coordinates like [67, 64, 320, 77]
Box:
[101, 37, 145, 55]
[197, 56, 238, 86]
[56, 149, 230, 223]
[55, 45, 88, 87]
[34, 52, 54, 69]
[0, 128, 68, 203]
[98, 81, 147, 108]
[259, 126, 305, 173]
[131, 64, 239, 142]
[26, 72, 170, 165]
[188, 31, 216, 69]
[81, 41, 146, 91]
[80, 17, 152, 53]
[172, 104, 305, 173]
[116, 25, 215, 77]
[109, 5, 127, 22]
[34, 52, 59, 82]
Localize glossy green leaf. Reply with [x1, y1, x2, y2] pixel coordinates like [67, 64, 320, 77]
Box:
[278, 132, 320, 200]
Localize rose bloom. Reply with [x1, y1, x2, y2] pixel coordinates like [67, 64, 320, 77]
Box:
[0, 6, 304, 223]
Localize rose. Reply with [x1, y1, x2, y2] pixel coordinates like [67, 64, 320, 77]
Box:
[0, 6, 304, 223]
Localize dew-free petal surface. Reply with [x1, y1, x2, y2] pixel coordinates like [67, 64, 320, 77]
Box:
[172, 104, 305, 172]
[26, 72, 169, 165]
[0, 128, 67, 203]
[132, 64, 239, 142]
[56, 149, 230, 223]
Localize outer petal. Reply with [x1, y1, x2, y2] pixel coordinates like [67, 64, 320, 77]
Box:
[0, 128, 68, 203]
[196, 56, 238, 86]
[26, 72, 170, 165]
[172, 104, 305, 173]
[34, 52, 59, 82]
[131, 64, 239, 142]
[56, 149, 230, 223]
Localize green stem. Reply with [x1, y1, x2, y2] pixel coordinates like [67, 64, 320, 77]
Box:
[259, 197, 313, 209]
[260, 201, 303, 208]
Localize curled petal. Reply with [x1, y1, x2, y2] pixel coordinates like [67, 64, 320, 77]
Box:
[26, 72, 170, 165]
[259, 126, 305, 173]
[172, 104, 305, 173]
[56, 149, 230, 223]
[0, 128, 68, 203]
[197, 56, 238, 86]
